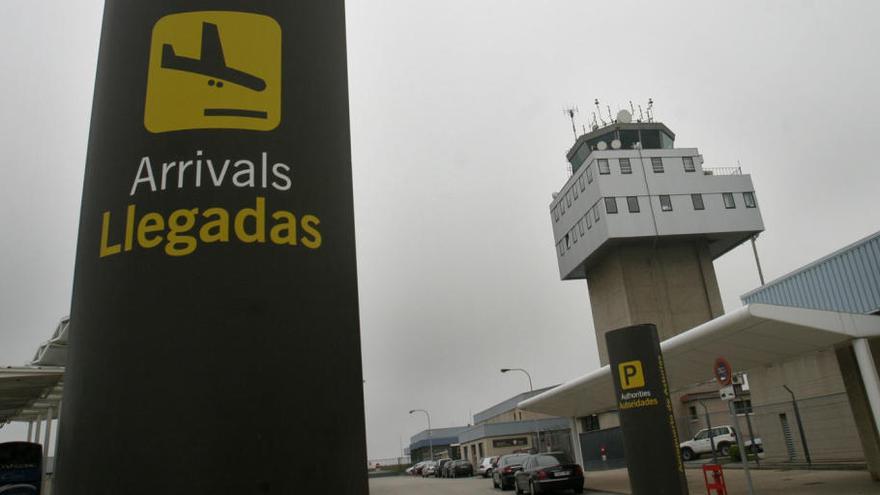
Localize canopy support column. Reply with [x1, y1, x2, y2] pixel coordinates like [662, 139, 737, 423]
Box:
[43, 407, 53, 493]
[27, 421, 34, 442]
[853, 338, 880, 438]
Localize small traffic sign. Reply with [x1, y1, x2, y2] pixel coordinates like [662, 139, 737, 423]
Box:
[714, 357, 733, 386]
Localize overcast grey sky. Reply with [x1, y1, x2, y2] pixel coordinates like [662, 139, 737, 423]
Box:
[1, 0, 879, 459]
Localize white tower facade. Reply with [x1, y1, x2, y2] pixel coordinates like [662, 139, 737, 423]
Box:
[550, 120, 764, 364]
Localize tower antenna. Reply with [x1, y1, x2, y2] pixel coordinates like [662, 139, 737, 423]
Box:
[591, 112, 599, 130]
[638, 104, 644, 123]
[594, 99, 607, 126]
[629, 100, 636, 117]
[607, 105, 614, 123]
[646, 98, 654, 123]
[563, 106, 579, 140]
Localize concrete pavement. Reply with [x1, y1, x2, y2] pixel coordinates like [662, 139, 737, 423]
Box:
[583, 467, 880, 494]
[369, 469, 880, 494]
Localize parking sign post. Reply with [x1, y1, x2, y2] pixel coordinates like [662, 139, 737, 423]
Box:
[607, 324, 689, 495]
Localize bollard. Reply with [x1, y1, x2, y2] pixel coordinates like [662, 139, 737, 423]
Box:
[702, 464, 727, 495]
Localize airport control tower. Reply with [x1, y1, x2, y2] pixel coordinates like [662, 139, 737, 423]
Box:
[550, 108, 764, 365]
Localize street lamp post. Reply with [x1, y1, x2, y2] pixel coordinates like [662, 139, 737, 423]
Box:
[409, 409, 433, 462]
[501, 368, 539, 451]
[783, 385, 812, 466]
[500, 368, 533, 391]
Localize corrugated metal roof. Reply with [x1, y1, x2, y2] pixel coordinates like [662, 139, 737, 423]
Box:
[410, 426, 470, 445]
[741, 231, 880, 314]
[458, 418, 571, 444]
[473, 385, 558, 424]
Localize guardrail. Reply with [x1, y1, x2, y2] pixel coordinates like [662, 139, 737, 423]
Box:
[703, 167, 742, 176]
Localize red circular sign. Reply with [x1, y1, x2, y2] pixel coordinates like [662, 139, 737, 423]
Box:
[714, 357, 733, 386]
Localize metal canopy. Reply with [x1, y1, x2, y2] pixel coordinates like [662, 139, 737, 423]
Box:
[0, 318, 68, 426]
[518, 304, 880, 418]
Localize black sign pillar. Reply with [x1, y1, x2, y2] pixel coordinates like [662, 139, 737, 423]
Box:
[606, 324, 688, 495]
[57, 1, 367, 493]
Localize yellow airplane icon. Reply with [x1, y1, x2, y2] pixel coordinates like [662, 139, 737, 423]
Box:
[144, 11, 281, 133]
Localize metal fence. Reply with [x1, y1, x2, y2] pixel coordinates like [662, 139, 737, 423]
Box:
[676, 391, 865, 465]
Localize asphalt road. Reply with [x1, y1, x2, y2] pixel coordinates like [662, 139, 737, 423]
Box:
[368, 475, 615, 495]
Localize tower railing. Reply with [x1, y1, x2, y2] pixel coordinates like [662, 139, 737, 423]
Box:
[703, 166, 742, 176]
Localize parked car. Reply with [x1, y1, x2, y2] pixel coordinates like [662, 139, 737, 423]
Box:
[450, 459, 474, 478]
[478, 456, 498, 477]
[514, 452, 584, 494]
[422, 460, 439, 477]
[492, 453, 530, 490]
[411, 461, 427, 476]
[437, 458, 453, 478]
[679, 425, 763, 461]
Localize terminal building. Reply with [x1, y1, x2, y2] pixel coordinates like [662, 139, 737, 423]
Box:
[407, 388, 574, 465]
[521, 112, 880, 480]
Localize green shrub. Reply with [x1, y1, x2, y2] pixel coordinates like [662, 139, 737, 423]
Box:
[729, 445, 757, 462]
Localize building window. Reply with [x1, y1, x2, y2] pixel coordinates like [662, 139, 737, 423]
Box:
[581, 414, 600, 432]
[565, 234, 571, 249]
[688, 406, 698, 420]
[598, 159, 610, 175]
[579, 176, 585, 192]
[605, 197, 618, 214]
[571, 227, 578, 243]
[619, 158, 632, 174]
[560, 199, 565, 214]
[478, 443, 484, 458]
[626, 196, 640, 213]
[691, 194, 705, 210]
[659, 195, 673, 211]
[743, 191, 756, 208]
[734, 399, 753, 415]
[651, 157, 664, 173]
[586, 212, 592, 229]
[578, 220, 585, 236]
[594, 205, 600, 222]
[566, 192, 572, 207]
[723, 192, 736, 209]
[558, 242, 564, 256]
[683, 156, 695, 172]
[587, 166, 594, 183]
[573, 186, 578, 199]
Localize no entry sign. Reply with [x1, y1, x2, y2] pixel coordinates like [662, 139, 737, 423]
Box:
[714, 357, 733, 386]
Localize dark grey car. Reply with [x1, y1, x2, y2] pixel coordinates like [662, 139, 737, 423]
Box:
[513, 452, 584, 494]
[492, 453, 530, 490]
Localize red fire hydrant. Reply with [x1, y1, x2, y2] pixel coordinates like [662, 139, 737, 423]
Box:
[702, 464, 727, 495]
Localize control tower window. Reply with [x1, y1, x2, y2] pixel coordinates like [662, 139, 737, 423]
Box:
[627, 196, 640, 213]
[640, 130, 661, 149]
[691, 194, 705, 210]
[723, 193, 736, 209]
[620, 130, 639, 150]
[660, 131, 674, 149]
[598, 159, 610, 175]
[619, 158, 632, 174]
[682, 156, 695, 172]
[587, 166, 594, 184]
[659, 195, 673, 212]
[744, 192, 757, 208]
[605, 197, 618, 214]
[651, 157, 664, 173]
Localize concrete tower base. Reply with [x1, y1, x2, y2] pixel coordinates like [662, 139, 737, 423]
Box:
[586, 239, 724, 366]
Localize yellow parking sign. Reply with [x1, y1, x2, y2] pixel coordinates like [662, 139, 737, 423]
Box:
[144, 11, 281, 132]
[618, 360, 645, 390]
